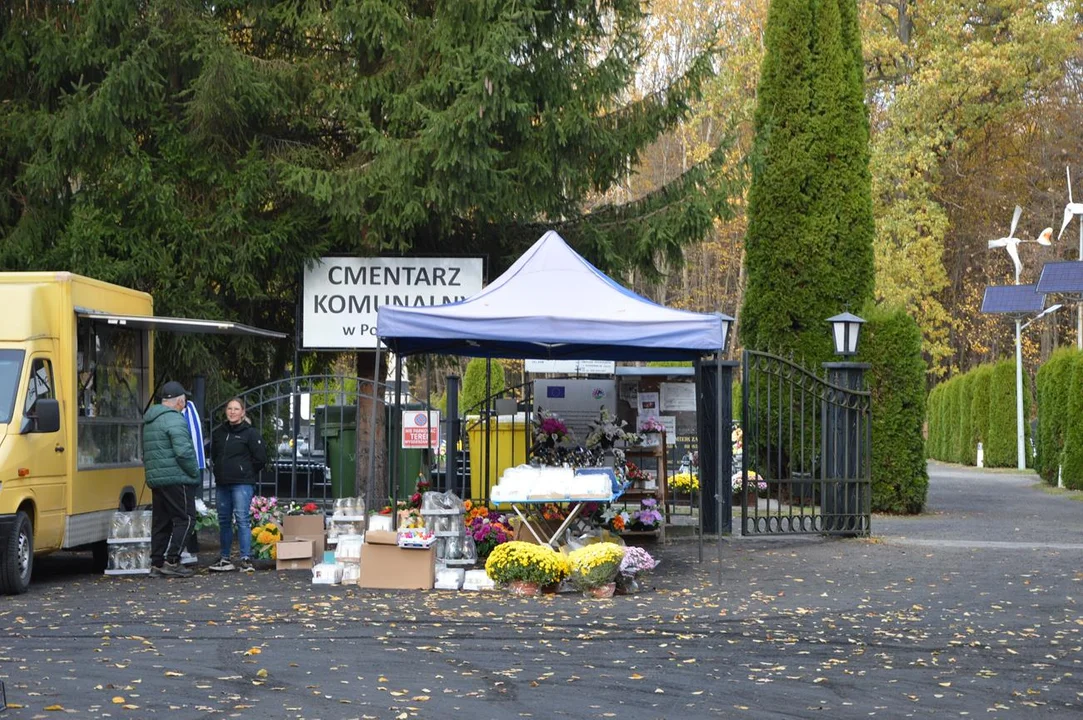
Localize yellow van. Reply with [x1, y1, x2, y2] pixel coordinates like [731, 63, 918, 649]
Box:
[0, 272, 283, 594]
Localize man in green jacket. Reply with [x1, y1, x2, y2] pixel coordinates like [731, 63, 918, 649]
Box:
[144, 381, 201, 577]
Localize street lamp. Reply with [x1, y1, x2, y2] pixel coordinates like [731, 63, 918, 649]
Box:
[827, 312, 866, 356]
[980, 285, 1062, 470]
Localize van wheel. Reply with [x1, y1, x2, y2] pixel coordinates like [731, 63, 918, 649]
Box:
[91, 540, 109, 574]
[0, 511, 33, 595]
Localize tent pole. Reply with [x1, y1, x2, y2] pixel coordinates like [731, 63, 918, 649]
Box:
[367, 344, 381, 519]
[392, 355, 403, 530]
[715, 351, 723, 580]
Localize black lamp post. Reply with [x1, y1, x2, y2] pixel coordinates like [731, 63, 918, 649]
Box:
[822, 312, 870, 536]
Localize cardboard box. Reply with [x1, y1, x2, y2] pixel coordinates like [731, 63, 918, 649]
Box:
[358, 544, 435, 590]
[288, 533, 325, 560]
[283, 514, 325, 538]
[365, 530, 398, 546]
[276, 539, 315, 571]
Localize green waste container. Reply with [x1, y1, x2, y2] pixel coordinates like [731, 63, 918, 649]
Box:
[319, 405, 358, 499]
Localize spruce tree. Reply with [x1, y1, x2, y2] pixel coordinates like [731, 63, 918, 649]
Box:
[741, 0, 874, 364]
[0, 1, 730, 385]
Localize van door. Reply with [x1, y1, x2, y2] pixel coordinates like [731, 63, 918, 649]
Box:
[21, 356, 66, 551]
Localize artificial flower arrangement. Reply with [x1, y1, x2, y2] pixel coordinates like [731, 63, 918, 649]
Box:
[568, 542, 625, 592]
[616, 545, 657, 594]
[285, 501, 321, 516]
[624, 461, 649, 483]
[731, 469, 768, 493]
[485, 541, 571, 587]
[630, 497, 664, 530]
[250, 522, 282, 560]
[599, 505, 630, 533]
[465, 503, 512, 560]
[638, 416, 665, 434]
[669, 471, 699, 494]
[540, 503, 567, 522]
[250, 495, 281, 525]
[732, 426, 743, 455]
[530, 409, 579, 466]
[585, 406, 638, 451]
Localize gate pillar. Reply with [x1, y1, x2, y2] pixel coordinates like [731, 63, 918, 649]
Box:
[696, 359, 738, 534]
[822, 362, 870, 536]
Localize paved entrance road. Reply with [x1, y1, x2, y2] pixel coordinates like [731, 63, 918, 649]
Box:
[2, 462, 1080, 719]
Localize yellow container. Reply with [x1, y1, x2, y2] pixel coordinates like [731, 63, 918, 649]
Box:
[466, 414, 530, 501]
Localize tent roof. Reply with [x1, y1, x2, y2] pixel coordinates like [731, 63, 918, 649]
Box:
[377, 231, 729, 360]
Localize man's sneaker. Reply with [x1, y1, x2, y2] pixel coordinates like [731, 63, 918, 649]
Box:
[208, 557, 235, 572]
[238, 557, 254, 573]
[159, 561, 194, 578]
[149, 565, 163, 578]
[180, 550, 199, 566]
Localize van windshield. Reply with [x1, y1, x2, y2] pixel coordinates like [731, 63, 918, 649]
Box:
[0, 350, 24, 424]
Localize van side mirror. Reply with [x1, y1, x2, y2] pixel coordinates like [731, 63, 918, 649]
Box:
[22, 398, 61, 434]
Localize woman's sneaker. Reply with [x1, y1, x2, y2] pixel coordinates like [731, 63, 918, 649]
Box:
[209, 557, 235, 572]
[238, 557, 254, 573]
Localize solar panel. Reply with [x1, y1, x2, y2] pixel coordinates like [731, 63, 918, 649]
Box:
[1036, 261, 1083, 294]
[981, 285, 1046, 314]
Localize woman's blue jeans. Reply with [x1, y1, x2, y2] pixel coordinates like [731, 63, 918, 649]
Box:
[216, 484, 254, 560]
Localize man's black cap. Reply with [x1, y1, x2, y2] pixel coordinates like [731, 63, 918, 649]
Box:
[160, 381, 190, 400]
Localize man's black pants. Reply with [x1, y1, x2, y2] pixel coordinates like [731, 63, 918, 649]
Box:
[151, 484, 195, 567]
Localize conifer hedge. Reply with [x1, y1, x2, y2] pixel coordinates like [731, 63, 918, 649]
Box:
[957, 373, 976, 465]
[1035, 349, 1075, 484]
[1059, 354, 1083, 489]
[969, 364, 993, 463]
[984, 360, 1030, 468]
[862, 306, 927, 513]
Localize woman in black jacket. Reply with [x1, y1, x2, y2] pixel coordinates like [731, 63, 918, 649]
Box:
[209, 397, 267, 572]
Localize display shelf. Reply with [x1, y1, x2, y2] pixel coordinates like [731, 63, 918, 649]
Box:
[440, 558, 475, 567]
[330, 515, 366, 522]
[433, 530, 462, 537]
[104, 568, 152, 575]
[420, 508, 464, 516]
[107, 537, 151, 544]
[619, 431, 667, 542]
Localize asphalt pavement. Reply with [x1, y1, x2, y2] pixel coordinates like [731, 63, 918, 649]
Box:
[1, 462, 1080, 719]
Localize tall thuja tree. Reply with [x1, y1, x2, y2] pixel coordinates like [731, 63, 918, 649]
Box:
[741, 0, 874, 363]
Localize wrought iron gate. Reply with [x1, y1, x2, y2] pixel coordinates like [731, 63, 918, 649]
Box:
[738, 350, 871, 536]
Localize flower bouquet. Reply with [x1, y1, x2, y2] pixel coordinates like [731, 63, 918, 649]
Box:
[669, 471, 699, 494]
[568, 542, 625, 596]
[468, 510, 512, 560]
[194, 497, 219, 531]
[584, 406, 635, 453]
[250, 521, 282, 560]
[531, 409, 573, 465]
[485, 541, 571, 595]
[285, 501, 321, 516]
[630, 498, 663, 531]
[638, 416, 665, 434]
[616, 545, 657, 594]
[599, 506, 630, 533]
[731, 470, 767, 494]
[250, 495, 280, 525]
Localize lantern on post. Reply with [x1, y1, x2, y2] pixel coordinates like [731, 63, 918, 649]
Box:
[827, 312, 865, 356]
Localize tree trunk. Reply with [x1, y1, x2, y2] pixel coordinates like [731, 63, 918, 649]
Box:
[356, 351, 388, 514]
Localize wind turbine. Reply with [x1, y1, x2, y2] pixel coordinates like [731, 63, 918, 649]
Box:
[988, 205, 1053, 284]
[1057, 166, 1083, 349]
[1058, 166, 1083, 254]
